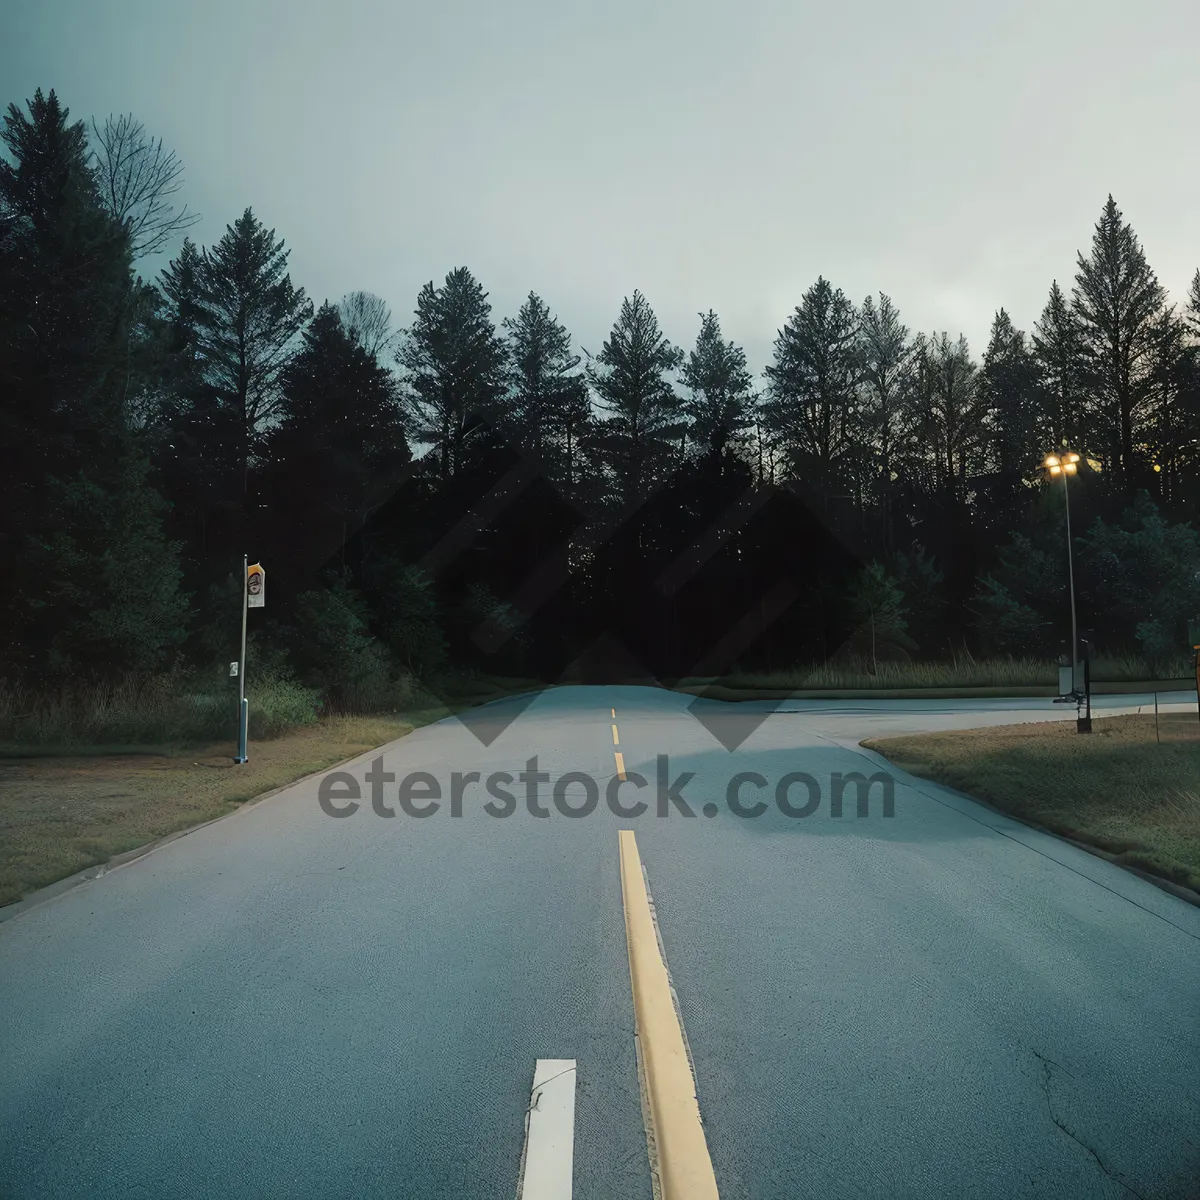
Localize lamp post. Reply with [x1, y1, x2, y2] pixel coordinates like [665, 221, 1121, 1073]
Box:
[1044, 452, 1081, 697]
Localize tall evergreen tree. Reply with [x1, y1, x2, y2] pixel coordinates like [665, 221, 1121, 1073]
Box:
[761, 277, 860, 512]
[1031, 280, 1089, 455]
[1071, 196, 1170, 486]
[31, 454, 190, 673]
[1176, 271, 1200, 512]
[586, 290, 685, 502]
[907, 332, 985, 508]
[0, 89, 187, 674]
[149, 237, 243, 583]
[264, 302, 409, 572]
[856, 293, 913, 550]
[0, 90, 133, 488]
[1186, 271, 1200, 340]
[557, 373, 598, 500]
[679, 310, 754, 462]
[845, 562, 913, 670]
[1145, 306, 1200, 510]
[502, 291, 588, 479]
[197, 208, 312, 492]
[978, 309, 1042, 523]
[397, 266, 509, 481]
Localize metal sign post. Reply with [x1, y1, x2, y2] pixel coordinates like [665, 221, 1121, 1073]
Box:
[235, 556, 248, 763]
[233, 561, 264, 764]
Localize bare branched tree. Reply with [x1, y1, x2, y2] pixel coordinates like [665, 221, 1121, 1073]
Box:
[338, 290, 396, 361]
[90, 113, 199, 258]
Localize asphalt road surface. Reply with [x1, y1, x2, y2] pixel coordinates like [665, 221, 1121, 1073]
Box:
[2, 686, 1198, 1199]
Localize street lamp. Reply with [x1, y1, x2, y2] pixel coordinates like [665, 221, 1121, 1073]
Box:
[1044, 452, 1081, 700]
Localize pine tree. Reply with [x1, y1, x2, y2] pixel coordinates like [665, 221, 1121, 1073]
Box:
[398, 267, 509, 481]
[907, 332, 985, 508]
[979, 309, 1042, 522]
[0, 89, 133, 493]
[891, 543, 946, 654]
[1176, 272, 1200, 511]
[160, 237, 209, 353]
[1186, 271, 1200, 341]
[845, 562, 913, 670]
[0, 90, 187, 675]
[197, 208, 312, 490]
[501, 291, 588, 480]
[1145, 306, 1199, 510]
[558, 373, 597, 500]
[856, 293, 913, 549]
[586, 290, 685, 502]
[265, 302, 409, 569]
[1071, 196, 1170, 486]
[153, 237, 242, 567]
[1079, 494, 1200, 662]
[1031, 280, 1089, 455]
[33, 455, 190, 673]
[761, 277, 860, 512]
[679, 310, 754, 462]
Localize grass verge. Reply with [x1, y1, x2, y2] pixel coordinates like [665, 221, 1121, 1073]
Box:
[0, 685, 541, 908]
[676, 653, 1196, 693]
[674, 680, 1194, 702]
[863, 711, 1200, 894]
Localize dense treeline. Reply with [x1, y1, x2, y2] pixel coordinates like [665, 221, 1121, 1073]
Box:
[2, 89, 1199, 703]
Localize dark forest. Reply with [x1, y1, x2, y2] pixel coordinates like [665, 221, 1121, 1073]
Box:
[3, 88, 1199, 707]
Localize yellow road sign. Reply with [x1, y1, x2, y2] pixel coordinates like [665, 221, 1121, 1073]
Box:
[247, 563, 265, 608]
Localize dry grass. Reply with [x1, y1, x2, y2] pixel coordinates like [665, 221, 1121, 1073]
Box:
[864, 712, 1200, 893]
[0, 672, 321, 751]
[681, 653, 1195, 692]
[0, 711, 444, 908]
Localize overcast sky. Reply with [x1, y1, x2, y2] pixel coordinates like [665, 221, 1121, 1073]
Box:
[6, 0, 1199, 375]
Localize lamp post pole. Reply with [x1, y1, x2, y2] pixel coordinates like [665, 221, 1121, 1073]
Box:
[1044, 452, 1081, 696]
[1061, 466, 1079, 694]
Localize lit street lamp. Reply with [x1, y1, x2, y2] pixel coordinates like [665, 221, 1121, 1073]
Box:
[1044, 451, 1081, 700]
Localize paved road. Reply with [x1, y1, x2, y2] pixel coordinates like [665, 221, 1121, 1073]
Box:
[2, 686, 1198, 1198]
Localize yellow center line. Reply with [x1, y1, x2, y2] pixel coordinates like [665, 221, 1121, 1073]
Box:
[611, 706, 624, 777]
[618, 831, 720, 1199]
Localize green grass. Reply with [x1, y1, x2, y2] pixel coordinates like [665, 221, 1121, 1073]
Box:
[678, 653, 1195, 692]
[864, 712, 1200, 893]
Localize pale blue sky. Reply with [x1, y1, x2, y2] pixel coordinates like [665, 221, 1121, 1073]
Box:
[5, 0, 1199, 373]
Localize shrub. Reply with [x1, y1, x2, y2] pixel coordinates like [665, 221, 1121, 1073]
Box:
[0, 669, 318, 748]
[289, 578, 395, 711]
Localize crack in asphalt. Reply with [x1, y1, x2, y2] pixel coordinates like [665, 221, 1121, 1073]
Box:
[1032, 1049, 1150, 1200]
